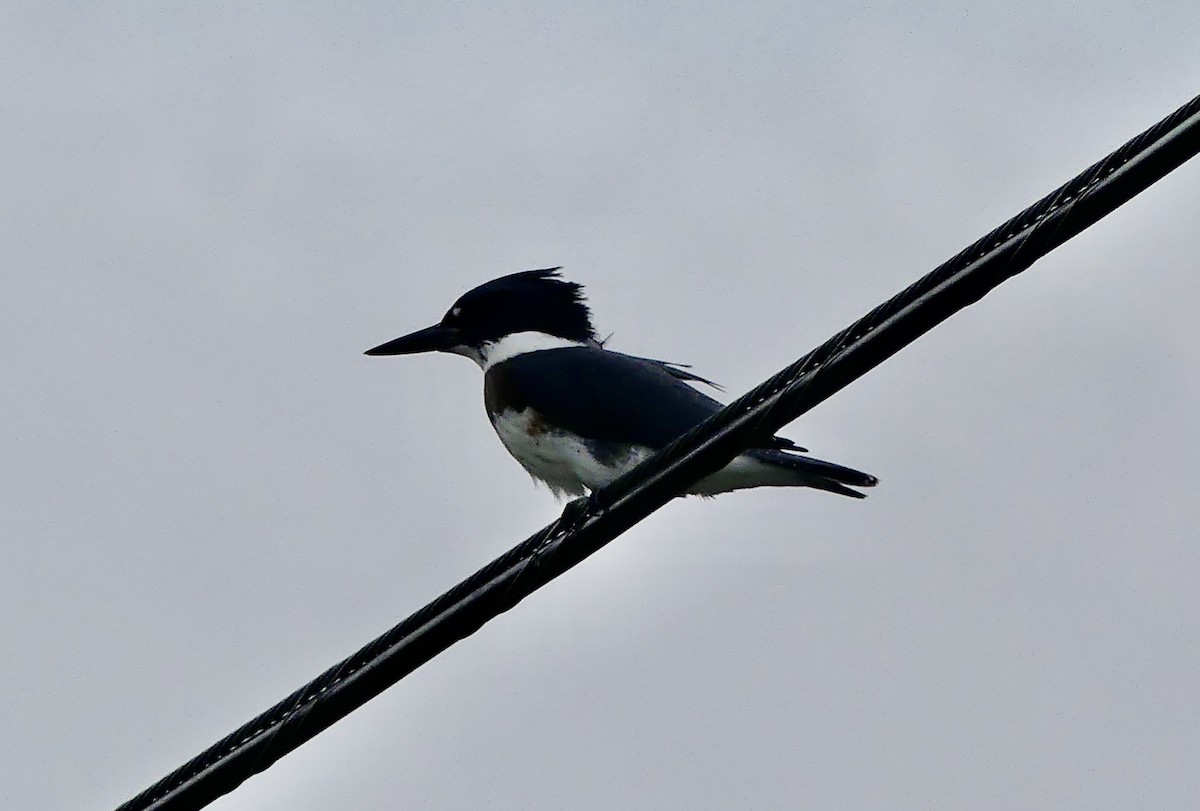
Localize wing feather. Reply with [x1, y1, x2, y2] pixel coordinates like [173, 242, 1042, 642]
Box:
[487, 347, 803, 452]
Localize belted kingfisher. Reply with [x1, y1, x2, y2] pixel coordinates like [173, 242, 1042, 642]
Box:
[366, 268, 877, 499]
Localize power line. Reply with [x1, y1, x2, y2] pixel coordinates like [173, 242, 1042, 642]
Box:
[115, 91, 1200, 811]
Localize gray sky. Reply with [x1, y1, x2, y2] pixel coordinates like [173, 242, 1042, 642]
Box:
[4, 3, 1199, 809]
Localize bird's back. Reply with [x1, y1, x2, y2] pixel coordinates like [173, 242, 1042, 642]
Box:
[484, 345, 733, 450]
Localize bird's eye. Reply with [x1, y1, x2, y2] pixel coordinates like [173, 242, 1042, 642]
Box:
[445, 306, 462, 322]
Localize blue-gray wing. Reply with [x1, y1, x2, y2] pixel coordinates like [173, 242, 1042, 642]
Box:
[485, 347, 803, 451]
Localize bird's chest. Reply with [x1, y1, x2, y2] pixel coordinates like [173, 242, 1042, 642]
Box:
[482, 360, 650, 495]
[488, 408, 582, 485]
[487, 407, 627, 496]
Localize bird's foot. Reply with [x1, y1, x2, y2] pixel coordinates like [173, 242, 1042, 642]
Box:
[558, 490, 606, 531]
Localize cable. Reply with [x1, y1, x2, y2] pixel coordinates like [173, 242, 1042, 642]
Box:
[115, 91, 1200, 811]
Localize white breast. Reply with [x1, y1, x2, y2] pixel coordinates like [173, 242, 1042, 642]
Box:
[489, 408, 651, 498]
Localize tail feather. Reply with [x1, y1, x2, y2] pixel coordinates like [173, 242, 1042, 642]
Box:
[747, 449, 878, 499]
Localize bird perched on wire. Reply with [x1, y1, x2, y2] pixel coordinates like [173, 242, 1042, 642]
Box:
[366, 268, 876, 499]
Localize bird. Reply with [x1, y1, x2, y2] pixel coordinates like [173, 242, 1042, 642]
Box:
[365, 268, 877, 500]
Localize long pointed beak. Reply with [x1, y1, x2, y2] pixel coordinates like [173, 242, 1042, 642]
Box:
[364, 323, 462, 356]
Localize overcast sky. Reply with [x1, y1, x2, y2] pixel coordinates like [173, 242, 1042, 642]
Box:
[4, 3, 1199, 809]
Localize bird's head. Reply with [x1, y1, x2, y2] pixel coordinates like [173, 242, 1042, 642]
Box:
[365, 268, 597, 366]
